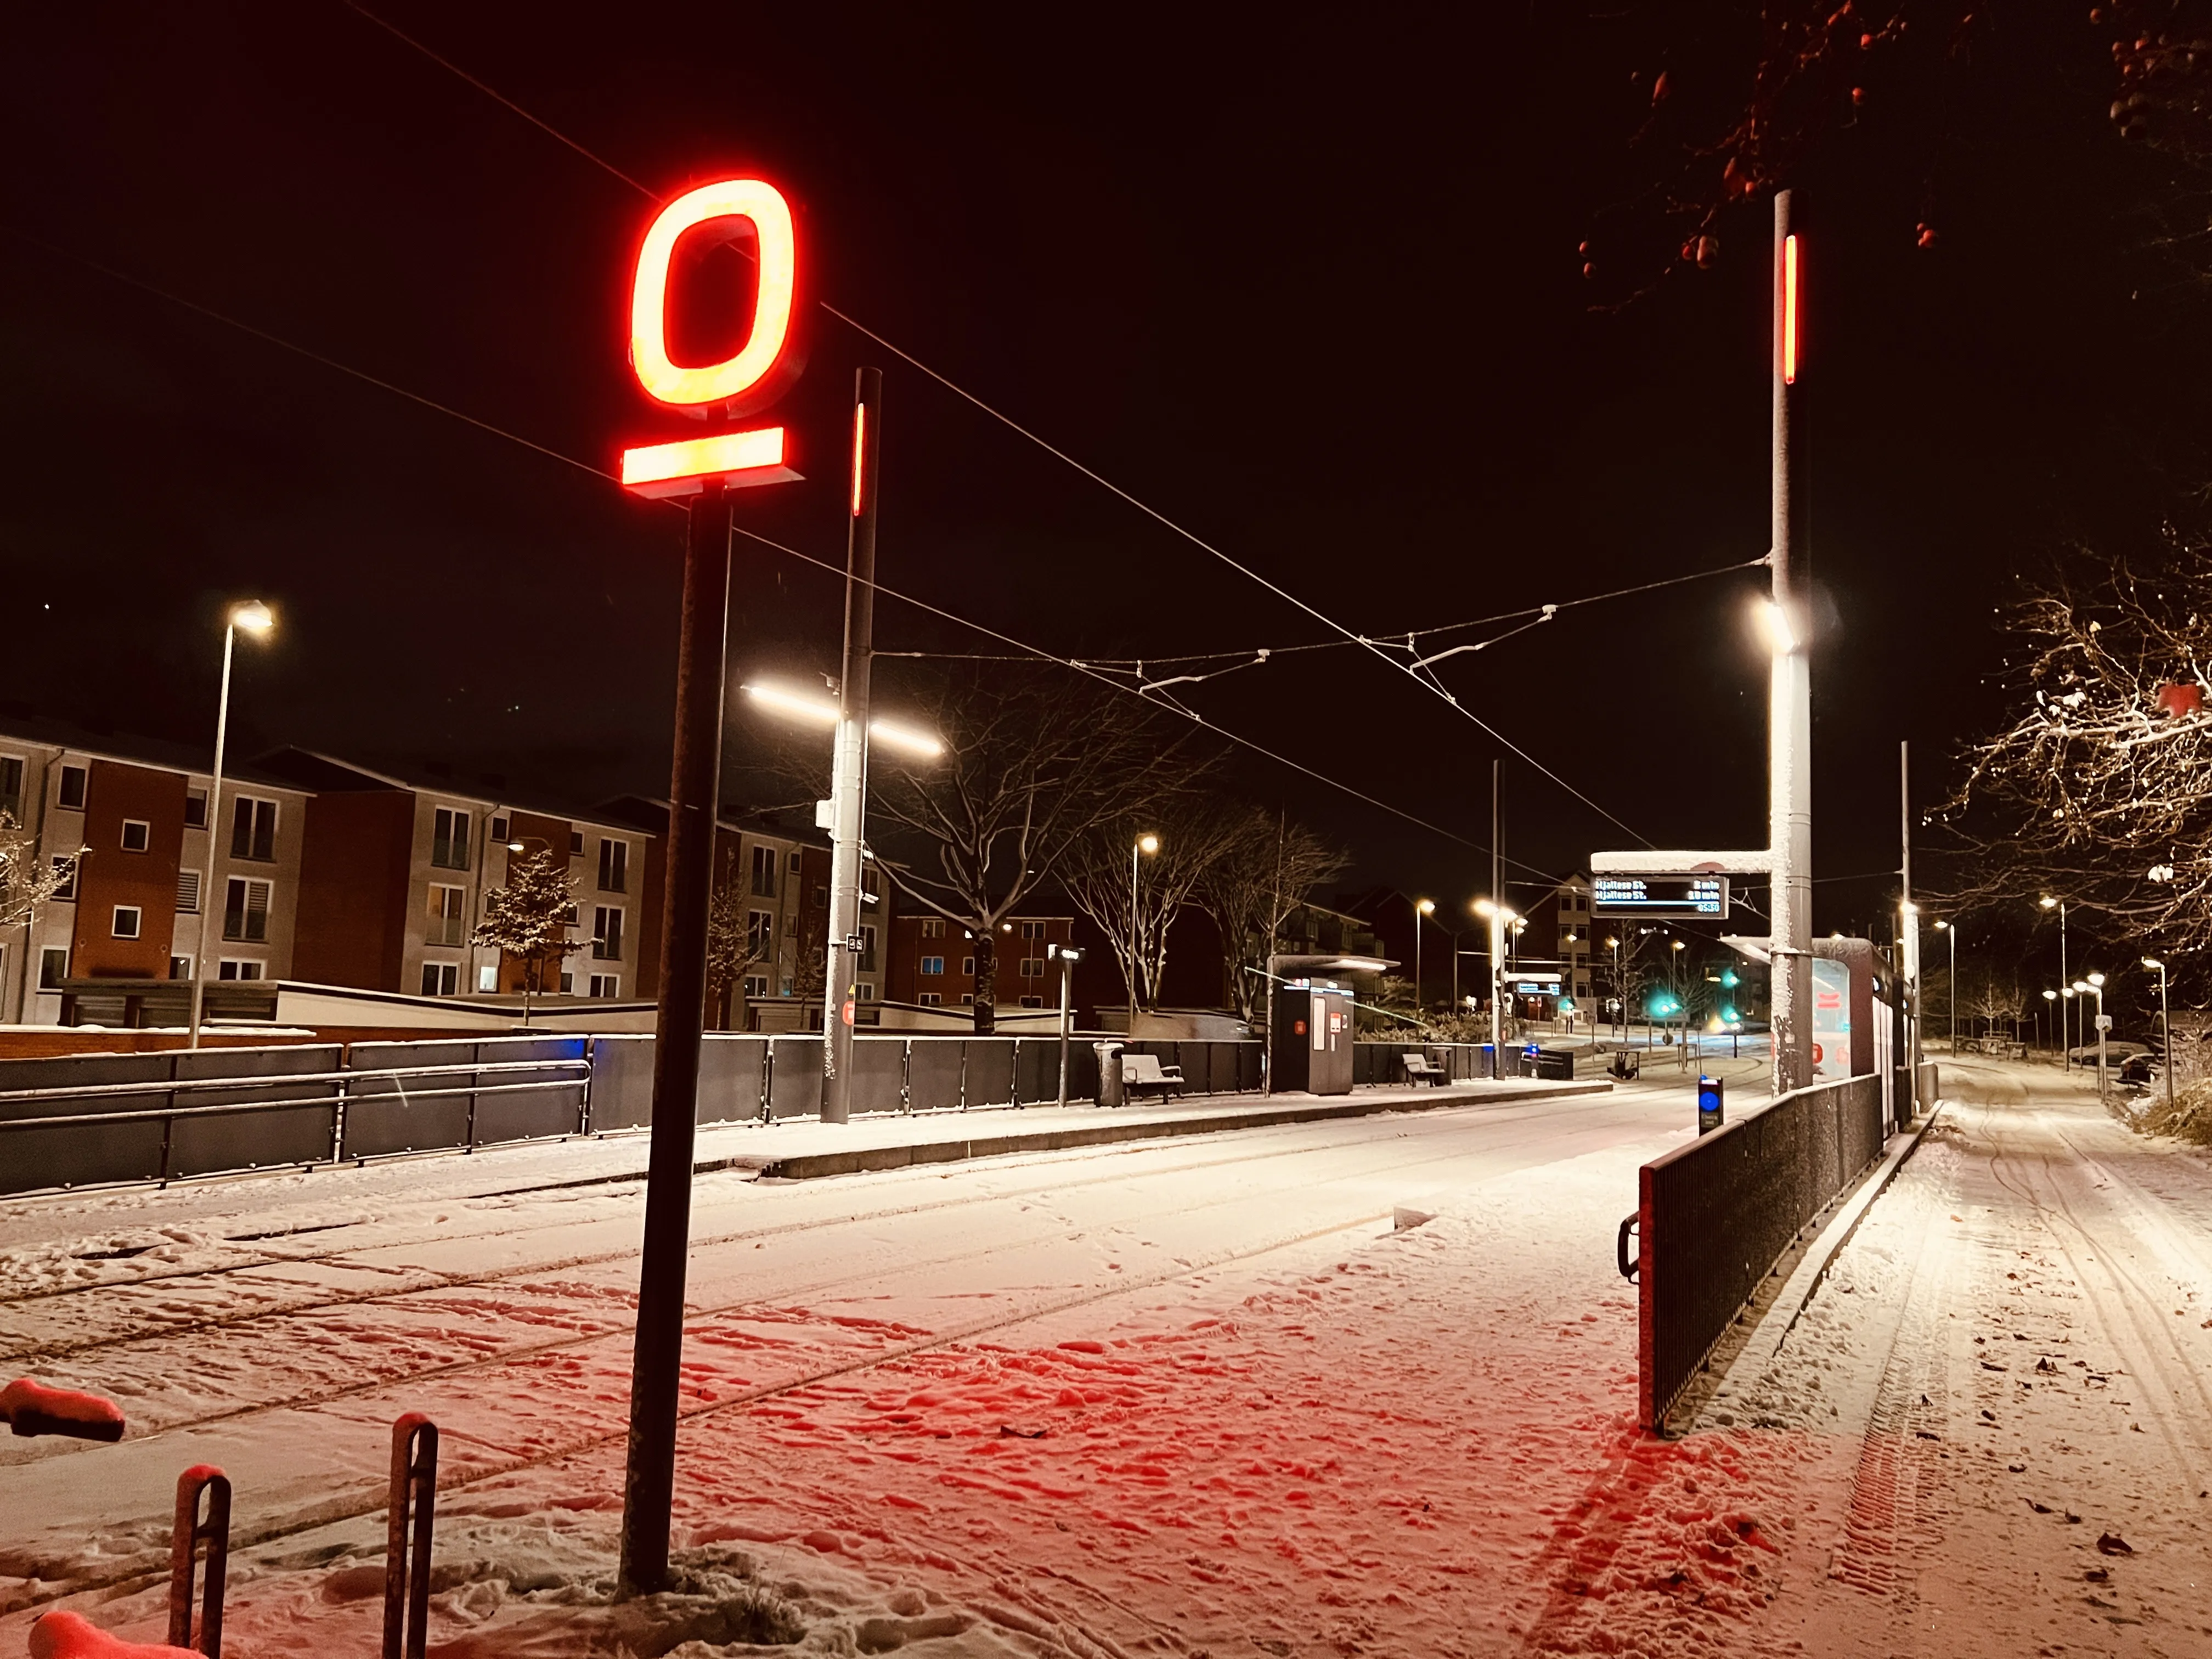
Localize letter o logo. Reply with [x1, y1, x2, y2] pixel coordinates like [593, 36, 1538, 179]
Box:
[629, 178, 800, 415]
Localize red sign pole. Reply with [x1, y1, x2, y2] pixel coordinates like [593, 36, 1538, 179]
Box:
[615, 177, 805, 1594]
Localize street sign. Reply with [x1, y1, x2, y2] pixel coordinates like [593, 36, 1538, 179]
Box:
[1511, 974, 1562, 995]
[1591, 874, 1729, 918]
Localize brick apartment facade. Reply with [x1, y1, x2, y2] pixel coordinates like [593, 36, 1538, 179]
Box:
[884, 911, 1075, 1013]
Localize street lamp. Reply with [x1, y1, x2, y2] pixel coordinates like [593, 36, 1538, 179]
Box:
[1052, 944, 1085, 1106]
[1475, 898, 1516, 1057]
[2041, 896, 2068, 1064]
[1129, 833, 1159, 1037]
[189, 599, 274, 1050]
[2074, 975, 2108, 1100]
[1414, 897, 1435, 1014]
[1932, 919, 1957, 1052]
[1605, 935, 1622, 1045]
[2041, 987, 2057, 1057]
[2143, 957, 2172, 1113]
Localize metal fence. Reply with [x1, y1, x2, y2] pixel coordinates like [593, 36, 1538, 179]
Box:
[0, 1033, 1269, 1195]
[1635, 1071, 1887, 1431]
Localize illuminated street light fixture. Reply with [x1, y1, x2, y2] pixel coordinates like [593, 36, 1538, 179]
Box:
[1932, 919, 1957, 1052]
[1413, 897, 1436, 1013]
[2073, 976, 2109, 1100]
[1128, 833, 1160, 1037]
[189, 600, 276, 1049]
[2143, 957, 2173, 1112]
[742, 681, 943, 759]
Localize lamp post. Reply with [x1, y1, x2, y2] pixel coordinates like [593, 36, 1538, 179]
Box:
[188, 599, 274, 1050]
[1053, 944, 1084, 1106]
[2074, 975, 2108, 1100]
[2041, 896, 2068, 1065]
[1129, 833, 1159, 1038]
[1413, 897, 1435, 1015]
[2143, 957, 2172, 1112]
[1475, 899, 1515, 1059]
[1670, 936, 1688, 1068]
[1932, 919, 1957, 1052]
[1606, 935, 1621, 1045]
[2041, 987, 2057, 1057]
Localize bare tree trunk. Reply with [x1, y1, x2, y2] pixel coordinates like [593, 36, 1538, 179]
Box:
[972, 928, 997, 1034]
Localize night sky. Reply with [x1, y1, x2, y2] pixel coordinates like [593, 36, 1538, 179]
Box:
[9, 4, 2209, 952]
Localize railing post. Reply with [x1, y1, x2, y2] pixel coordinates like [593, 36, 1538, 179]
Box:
[158, 1113, 176, 1189]
[760, 1037, 776, 1124]
[383, 1413, 438, 1659]
[900, 1040, 912, 1113]
[579, 1037, 595, 1136]
[168, 1463, 230, 1655]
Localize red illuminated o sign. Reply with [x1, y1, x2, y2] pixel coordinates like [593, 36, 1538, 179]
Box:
[620, 178, 805, 498]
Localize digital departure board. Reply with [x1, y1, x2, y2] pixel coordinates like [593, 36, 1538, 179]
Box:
[1591, 875, 1729, 918]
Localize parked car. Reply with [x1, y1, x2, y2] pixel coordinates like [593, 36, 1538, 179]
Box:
[2066, 1041, 2149, 1068]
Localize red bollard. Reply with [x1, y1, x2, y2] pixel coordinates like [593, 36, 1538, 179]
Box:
[166, 1464, 229, 1655]
[383, 1414, 438, 1659]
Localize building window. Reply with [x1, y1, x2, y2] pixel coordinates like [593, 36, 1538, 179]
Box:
[1019, 957, 1045, 978]
[426, 884, 466, 946]
[419, 961, 458, 997]
[52, 857, 77, 901]
[120, 819, 150, 853]
[813, 884, 828, 908]
[597, 838, 628, 893]
[857, 983, 876, 1001]
[1020, 921, 1046, 940]
[39, 947, 67, 989]
[962, 956, 975, 977]
[176, 870, 200, 913]
[230, 797, 278, 861]
[170, 955, 191, 980]
[224, 878, 271, 942]
[742, 975, 769, 1001]
[859, 925, 877, 973]
[477, 964, 498, 992]
[0, 755, 20, 821]
[569, 830, 584, 856]
[918, 991, 942, 1007]
[219, 960, 266, 981]
[560, 970, 575, 995]
[1019, 995, 1045, 1008]
[780, 975, 794, 996]
[184, 788, 207, 829]
[960, 993, 974, 1006]
[788, 850, 801, 873]
[592, 905, 624, 961]
[920, 917, 944, 938]
[489, 815, 509, 844]
[112, 905, 141, 940]
[590, 973, 620, 998]
[921, 955, 944, 976]
[431, 808, 471, 871]
[748, 909, 774, 957]
[749, 845, 777, 898]
[58, 765, 86, 810]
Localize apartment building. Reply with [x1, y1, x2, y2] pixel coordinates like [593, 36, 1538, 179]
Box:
[1519, 873, 1598, 1010]
[251, 750, 656, 1008]
[597, 802, 888, 1032]
[883, 911, 1075, 1012]
[0, 727, 311, 1026]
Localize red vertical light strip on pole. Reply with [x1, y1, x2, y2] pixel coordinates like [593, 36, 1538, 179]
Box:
[850, 402, 867, 517]
[1782, 234, 1800, 385]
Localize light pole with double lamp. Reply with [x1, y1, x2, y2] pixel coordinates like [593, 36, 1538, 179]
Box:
[2074, 973, 2108, 1100]
[2143, 956, 2173, 1112]
[1129, 833, 1159, 1038]
[189, 600, 275, 1050]
[1932, 918, 1957, 1051]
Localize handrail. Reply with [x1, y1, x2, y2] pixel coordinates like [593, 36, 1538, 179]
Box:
[0, 1055, 586, 1107]
[0, 1075, 588, 1133]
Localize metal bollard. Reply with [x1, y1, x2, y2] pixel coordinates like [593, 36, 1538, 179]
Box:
[383, 1413, 439, 1659]
[168, 1464, 230, 1655]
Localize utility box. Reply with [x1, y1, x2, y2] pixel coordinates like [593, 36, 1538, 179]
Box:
[1697, 1073, 1724, 1135]
[1270, 980, 1355, 1095]
[1534, 1048, 1575, 1081]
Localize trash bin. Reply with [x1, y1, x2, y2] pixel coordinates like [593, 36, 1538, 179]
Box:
[1697, 1073, 1724, 1135]
[1519, 1042, 1542, 1078]
[1094, 1041, 1126, 1109]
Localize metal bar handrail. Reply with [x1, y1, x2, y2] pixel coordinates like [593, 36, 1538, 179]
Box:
[0, 1076, 589, 1133]
[0, 1056, 588, 1106]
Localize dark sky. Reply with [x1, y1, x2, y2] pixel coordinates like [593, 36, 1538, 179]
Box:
[7, 3, 2208, 946]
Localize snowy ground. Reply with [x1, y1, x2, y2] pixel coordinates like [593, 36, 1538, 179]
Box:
[5, 1054, 2200, 1657]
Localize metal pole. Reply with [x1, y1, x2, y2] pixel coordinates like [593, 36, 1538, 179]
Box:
[1769, 187, 1814, 1099]
[188, 623, 236, 1050]
[2096, 985, 2108, 1101]
[822, 369, 882, 1126]
[1055, 949, 1073, 1106]
[1412, 900, 1422, 1014]
[1128, 839, 1138, 1040]
[1901, 741, 1922, 1102]
[1948, 924, 1956, 1052]
[620, 483, 732, 1594]
[2161, 965, 2174, 1111]
[2061, 905, 2069, 1066]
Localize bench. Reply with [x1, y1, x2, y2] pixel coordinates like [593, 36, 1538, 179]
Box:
[1119, 1052, 1184, 1101]
[1400, 1052, 1449, 1087]
[1607, 1048, 1641, 1080]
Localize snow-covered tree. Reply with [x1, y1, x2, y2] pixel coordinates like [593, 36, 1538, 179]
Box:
[1060, 799, 1248, 1026]
[1189, 809, 1346, 1026]
[704, 848, 769, 1031]
[1947, 544, 2212, 975]
[471, 850, 583, 1026]
[2, 814, 83, 1023]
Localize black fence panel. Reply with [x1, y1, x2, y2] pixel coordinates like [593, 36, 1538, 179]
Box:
[966, 1041, 1017, 1108]
[339, 1041, 473, 1157]
[170, 1045, 344, 1177]
[699, 1036, 768, 1125]
[1638, 1074, 1884, 1430]
[905, 1039, 964, 1111]
[473, 1037, 588, 1144]
[767, 1036, 823, 1120]
[588, 1034, 654, 1131]
[850, 1038, 908, 1114]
